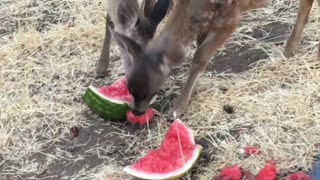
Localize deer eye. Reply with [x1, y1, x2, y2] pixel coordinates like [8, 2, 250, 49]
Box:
[137, 89, 147, 99]
[127, 86, 133, 94]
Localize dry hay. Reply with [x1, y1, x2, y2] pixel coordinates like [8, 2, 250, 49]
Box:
[0, 0, 320, 179]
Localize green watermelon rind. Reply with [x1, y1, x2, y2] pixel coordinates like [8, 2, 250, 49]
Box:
[123, 119, 203, 180]
[82, 85, 131, 121]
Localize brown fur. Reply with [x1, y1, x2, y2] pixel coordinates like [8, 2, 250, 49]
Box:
[98, 0, 320, 118]
[117, 0, 272, 117]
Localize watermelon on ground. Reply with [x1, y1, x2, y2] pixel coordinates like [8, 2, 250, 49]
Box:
[83, 77, 157, 122]
[126, 108, 155, 125]
[124, 119, 203, 180]
[82, 77, 133, 121]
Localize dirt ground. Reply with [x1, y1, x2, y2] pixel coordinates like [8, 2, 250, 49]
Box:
[1, 0, 320, 180]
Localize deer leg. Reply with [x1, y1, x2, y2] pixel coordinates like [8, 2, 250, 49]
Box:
[318, 0, 320, 58]
[169, 29, 235, 119]
[284, 0, 314, 57]
[96, 14, 114, 78]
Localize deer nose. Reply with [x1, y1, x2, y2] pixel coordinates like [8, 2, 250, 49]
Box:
[132, 109, 145, 116]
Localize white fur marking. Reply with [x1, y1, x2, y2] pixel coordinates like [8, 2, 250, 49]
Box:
[173, 111, 177, 119]
[160, 56, 171, 75]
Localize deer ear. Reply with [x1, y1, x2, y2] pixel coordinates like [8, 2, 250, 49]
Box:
[117, 0, 140, 30]
[109, 27, 143, 74]
[109, 27, 143, 58]
[147, 0, 171, 33]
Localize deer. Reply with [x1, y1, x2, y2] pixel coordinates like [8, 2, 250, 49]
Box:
[97, 0, 320, 119]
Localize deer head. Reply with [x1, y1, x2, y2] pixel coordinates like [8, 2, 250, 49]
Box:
[110, 0, 174, 115]
[110, 28, 185, 115]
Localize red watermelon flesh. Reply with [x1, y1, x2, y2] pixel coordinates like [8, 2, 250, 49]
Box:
[255, 160, 277, 180]
[126, 108, 155, 125]
[97, 77, 133, 103]
[215, 165, 242, 180]
[162, 119, 195, 146]
[286, 172, 311, 180]
[124, 119, 202, 179]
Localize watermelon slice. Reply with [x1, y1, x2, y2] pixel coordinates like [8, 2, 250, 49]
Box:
[82, 77, 133, 121]
[124, 119, 203, 180]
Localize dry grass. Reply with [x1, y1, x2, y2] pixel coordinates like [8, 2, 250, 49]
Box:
[1, 0, 320, 179]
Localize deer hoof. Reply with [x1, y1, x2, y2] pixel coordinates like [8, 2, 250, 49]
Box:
[96, 69, 108, 79]
[168, 109, 184, 121]
[283, 45, 297, 58]
[283, 49, 295, 58]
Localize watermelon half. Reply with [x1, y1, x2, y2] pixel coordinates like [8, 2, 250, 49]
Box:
[82, 77, 133, 121]
[124, 119, 203, 180]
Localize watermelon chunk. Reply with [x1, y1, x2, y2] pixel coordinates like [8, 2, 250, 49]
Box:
[286, 172, 311, 180]
[239, 146, 261, 156]
[215, 165, 242, 180]
[82, 77, 133, 121]
[124, 119, 203, 180]
[126, 108, 155, 125]
[96, 77, 133, 103]
[255, 160, 277, 180]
